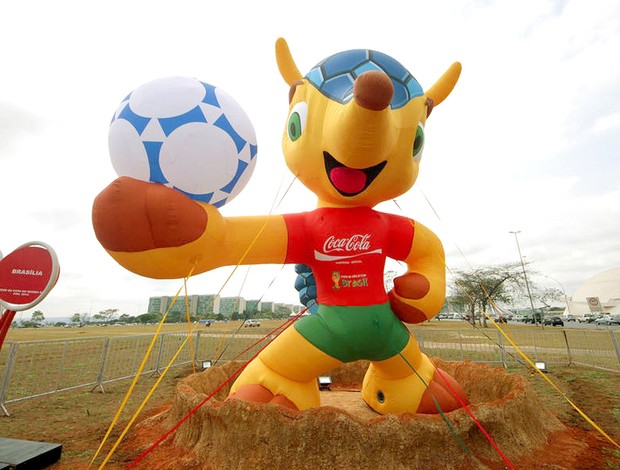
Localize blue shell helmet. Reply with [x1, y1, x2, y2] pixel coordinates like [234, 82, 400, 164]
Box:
[305, 50, 423, 109]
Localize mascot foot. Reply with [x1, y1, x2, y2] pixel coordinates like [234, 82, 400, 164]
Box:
[416, 368, 469, 414]
[362, 355, 469, 414]
[228, 384, 299, 410]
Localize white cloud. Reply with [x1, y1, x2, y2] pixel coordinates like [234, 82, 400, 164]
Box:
[1, 0, 619, 317]
[591, 113, 620, 134]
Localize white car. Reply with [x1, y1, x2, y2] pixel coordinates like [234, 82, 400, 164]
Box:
[595, 314, 620, 326]
[244, 319, 261, 327]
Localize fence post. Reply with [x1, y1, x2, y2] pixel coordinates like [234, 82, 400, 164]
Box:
[562, 330, 573, 366]
[153, 333, 166, 377]
[193, 331, 202, 367]
[0, 343, 18, 416]
[497, 330, 507, 369]
[54, 340, 70, 392]
[93, 337, 111, 393]
[611, 330, 620, 367]
[531, 330, 539, 360]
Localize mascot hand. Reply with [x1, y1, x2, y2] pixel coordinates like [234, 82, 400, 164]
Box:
[92, 176, 210, 253]
[388, 272, 432, 324]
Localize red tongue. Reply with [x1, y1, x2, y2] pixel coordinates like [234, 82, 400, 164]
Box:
[330, 167, 367, 194]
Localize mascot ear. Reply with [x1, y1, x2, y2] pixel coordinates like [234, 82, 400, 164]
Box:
[425, 62, 462, 113]
[276, 38, 303, 86]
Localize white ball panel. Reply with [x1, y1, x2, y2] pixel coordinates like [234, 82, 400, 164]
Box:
[108, 119, 150, 181]
[228, 157, 257, 200]
[159, 123, 239, 195]
[214, 89, 257, 145]
[129, 77, 206, 118]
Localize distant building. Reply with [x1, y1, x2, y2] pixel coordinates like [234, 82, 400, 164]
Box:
[148, 294, 220, 316]
[218, 297, 246, 318]
[274, 303, 294, 315]
[245, 299, 262, 314]
[147, 295, 302, 318]
[565, 267, 620, 317]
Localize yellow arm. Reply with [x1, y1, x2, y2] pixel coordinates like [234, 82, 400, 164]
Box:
[389, 222, 446, 323]
[107, 205, 289, 279]
[93, 178, 289, 280]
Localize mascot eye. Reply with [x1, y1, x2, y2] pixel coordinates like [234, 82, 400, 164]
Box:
[287, 102, 308, 142]
[413, 123, 425, 161]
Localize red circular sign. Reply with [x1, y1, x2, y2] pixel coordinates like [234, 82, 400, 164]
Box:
[0, 243, 59, 311]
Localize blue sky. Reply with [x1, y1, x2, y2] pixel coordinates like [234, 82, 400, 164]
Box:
[1, 0, 619, 318]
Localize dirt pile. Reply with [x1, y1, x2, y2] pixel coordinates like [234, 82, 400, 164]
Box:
[124, 359, 589, 469]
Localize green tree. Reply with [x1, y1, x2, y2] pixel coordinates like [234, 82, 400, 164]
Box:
[118, 314, 135, 323]
[449, 262, 529, 327]
[70, 313, 82, 324]
[31, 310, 45, 325]
[135, 313, 162, 324]
[99, 308, 119, 323]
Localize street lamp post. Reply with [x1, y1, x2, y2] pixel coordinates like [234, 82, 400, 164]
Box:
[509, 231, 539, 326]
[542, 274, 572, 316]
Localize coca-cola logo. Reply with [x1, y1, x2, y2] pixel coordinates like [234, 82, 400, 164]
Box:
[323, 234, 371, 253]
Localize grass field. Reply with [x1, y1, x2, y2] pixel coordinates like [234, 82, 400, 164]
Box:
[2, 317, 608, 342]
[1, 319, 619, 468]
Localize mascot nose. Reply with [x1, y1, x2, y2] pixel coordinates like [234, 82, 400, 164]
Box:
[354, 70, 394, 111]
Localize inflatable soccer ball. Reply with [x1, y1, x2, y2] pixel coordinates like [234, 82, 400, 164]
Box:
[108, 77, 257, 207]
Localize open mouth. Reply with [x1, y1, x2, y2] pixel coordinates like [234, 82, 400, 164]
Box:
[324, 152, 387, 197]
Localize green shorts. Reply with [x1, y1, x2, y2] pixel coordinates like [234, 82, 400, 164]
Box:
[293, 303, 410, 362]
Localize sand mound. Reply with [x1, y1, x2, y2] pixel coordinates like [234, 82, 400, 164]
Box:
[127, 359, 577, 469]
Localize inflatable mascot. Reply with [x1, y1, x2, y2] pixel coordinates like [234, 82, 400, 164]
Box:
[93, 38, 469, 415]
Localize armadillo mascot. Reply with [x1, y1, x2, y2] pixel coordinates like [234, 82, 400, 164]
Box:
[92, 38, 469, 415]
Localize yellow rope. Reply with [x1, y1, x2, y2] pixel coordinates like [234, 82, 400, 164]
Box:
[90, 265, 196, 468]
[183, 277, 196, 375]
[407, 190, 620, 450]
[485, 307, 620, 449]
[97, 330, 194, 468]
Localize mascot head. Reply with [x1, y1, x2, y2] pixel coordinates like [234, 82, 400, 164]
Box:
[276, 38, 461, 208]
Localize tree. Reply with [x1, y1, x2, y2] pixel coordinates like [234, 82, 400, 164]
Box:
[31, 310, 45, 325]
[99, 308, 119, 323]
[449, 263, 529, 327]
[135, 313, 162, 324]
[70, 313, 83, 325]
[118, 314, 135, 323]
[537, 287, 565, 310]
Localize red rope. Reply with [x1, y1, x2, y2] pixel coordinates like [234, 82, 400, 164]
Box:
[127, 308, 515, 470]
[126, 310, 307, 469]
[434, 367, 516, 470]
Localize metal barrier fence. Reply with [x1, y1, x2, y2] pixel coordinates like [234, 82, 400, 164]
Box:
[1, 327, 619, 415]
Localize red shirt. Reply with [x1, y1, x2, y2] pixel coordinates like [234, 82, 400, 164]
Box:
[284, 207, 414, 306]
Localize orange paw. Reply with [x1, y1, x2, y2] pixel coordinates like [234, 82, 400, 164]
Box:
[416, 368, 469, 414]
[228, 384, 298, 410]
[92, 176, 207, 252]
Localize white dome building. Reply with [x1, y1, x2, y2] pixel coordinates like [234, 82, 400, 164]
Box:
[566, 267, 620, 317]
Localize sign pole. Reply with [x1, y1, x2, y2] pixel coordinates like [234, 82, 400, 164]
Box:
[0, 310, 16, 349]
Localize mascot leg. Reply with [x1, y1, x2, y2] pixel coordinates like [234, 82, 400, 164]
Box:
[229, 325, 342, 410]
[362, 336, 469, 414]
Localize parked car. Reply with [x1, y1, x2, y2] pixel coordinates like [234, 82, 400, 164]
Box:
[563, 314, 576, 322]
[578, 313, 596, 323]
[595, 314, 620, 326]
[244, 319, 261, 327]
[543, 316, 564, 326]
[523, 312, 544, 324]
